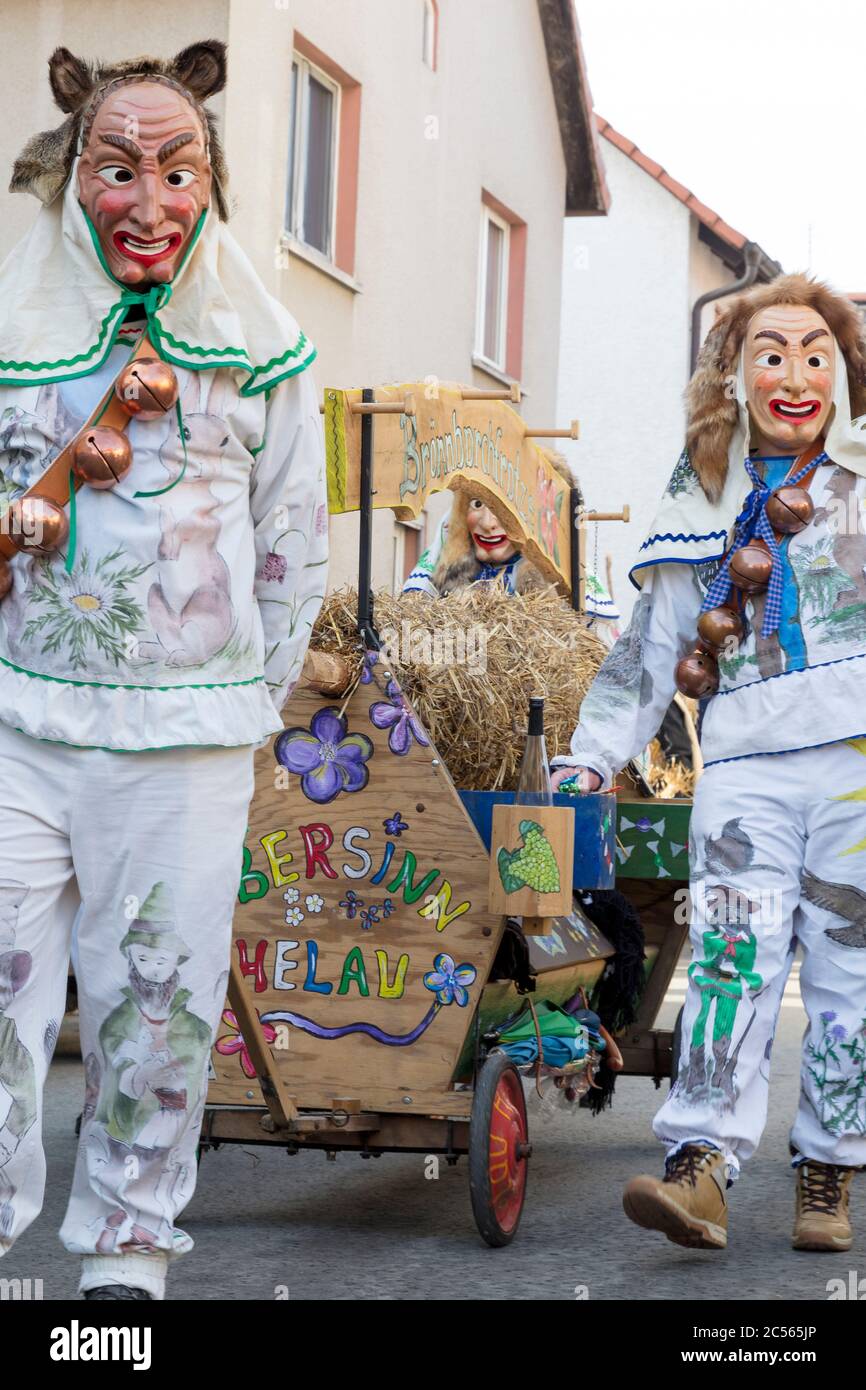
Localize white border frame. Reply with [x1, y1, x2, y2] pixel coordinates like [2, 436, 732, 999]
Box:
[286, 53, 341, 263]
[475, 204, 510, 372]
[422, 0, 437, 69]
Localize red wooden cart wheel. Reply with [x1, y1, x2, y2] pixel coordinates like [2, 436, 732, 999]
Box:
[469, 1050, 530, 1246]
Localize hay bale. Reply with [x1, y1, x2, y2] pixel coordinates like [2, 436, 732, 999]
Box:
[647, 738, 696, 799]
[311, 585, 608, 791]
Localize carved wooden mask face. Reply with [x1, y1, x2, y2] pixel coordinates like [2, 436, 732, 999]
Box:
[744, 304, 835, 454]
[466, 497, 517, 564]
[77, 80, 212, 287]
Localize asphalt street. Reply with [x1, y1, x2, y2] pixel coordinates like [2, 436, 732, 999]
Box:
[3, 953, 864, 1301]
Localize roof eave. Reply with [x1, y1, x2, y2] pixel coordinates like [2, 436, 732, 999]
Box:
[537, 0, 610, 216]
[697, 224, 782, 283]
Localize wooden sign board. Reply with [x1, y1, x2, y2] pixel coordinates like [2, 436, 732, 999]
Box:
[488, 804, 575, 922]
[324, 383, 572, 593]
[208, 668, 506, 1115]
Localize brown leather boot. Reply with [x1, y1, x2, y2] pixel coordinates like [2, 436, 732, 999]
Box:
[792, 1161, 854, 1252]
[623, 1143, 728, 1249]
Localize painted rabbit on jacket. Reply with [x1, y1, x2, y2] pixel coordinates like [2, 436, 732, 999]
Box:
[135, 371, 236, 668]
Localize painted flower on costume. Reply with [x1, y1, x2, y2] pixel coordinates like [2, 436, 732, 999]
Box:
[275, 707, 373, 803]
[806, 1010, 866, 1135]
[216, 1009, 277, 1079]
[21, 547, 150, 669]
[383, 811, 409, 836]
[256, 551, 288, 584]
[369, 680, 429, 755]
[423, 953, 477, 1007]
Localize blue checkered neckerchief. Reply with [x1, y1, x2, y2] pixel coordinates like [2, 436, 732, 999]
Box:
[699, 451, 829, 638]
[476, 553, 521, 590]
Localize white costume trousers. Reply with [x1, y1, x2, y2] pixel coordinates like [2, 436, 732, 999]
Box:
[654, 739, 866, 1176]
[0, 722, 254, 1297]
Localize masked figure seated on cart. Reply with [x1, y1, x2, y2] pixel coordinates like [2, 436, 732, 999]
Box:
[402, 463, 620, 639]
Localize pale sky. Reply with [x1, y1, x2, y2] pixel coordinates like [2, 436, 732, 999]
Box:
[577, 0, 866, 291]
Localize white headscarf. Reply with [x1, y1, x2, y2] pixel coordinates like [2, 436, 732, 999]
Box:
[0, 158, 315, 394]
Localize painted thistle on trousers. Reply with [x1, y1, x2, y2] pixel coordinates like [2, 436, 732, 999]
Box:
[806, 1010, 866, 1136]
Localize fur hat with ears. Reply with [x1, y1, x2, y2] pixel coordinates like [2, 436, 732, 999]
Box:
[686, 272, 866, 504]
[10, 40, 230, 219]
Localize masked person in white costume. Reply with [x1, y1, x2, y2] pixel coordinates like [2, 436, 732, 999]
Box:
[553, 275, 866, 1254]
[0, 42, 326, 1299]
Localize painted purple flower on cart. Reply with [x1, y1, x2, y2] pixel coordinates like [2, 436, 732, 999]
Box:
[275, 707, 373, 804]
[370, 680, 429, 755]
[360, 904, 380, 931]
[360, 649, 379, 684]
[381, 898, 395, 919]
[339, 890, 364, 919]
[423, 953, 477, 1007]
[383, 811, 409, 837]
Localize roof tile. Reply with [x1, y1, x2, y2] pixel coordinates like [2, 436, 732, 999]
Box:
[596, 112, 753, 254]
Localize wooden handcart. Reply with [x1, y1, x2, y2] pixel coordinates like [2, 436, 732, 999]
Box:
[201, 380, 691, 1245]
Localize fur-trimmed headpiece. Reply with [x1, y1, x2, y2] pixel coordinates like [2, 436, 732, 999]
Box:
[10, 41, 230, 219]
[686, 273, 866, 504]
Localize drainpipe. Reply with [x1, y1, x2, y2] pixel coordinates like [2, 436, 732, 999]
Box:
[689, 241, 764, 375]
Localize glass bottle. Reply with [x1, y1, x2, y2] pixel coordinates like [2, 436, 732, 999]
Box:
[515, 696, 553, 806]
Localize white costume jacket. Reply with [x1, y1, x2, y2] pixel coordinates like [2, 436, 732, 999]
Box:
[558, 448, 866, 787]
[0, 167, 327, 752]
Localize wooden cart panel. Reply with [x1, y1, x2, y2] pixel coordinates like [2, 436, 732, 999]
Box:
[208, 670, 506, 1115]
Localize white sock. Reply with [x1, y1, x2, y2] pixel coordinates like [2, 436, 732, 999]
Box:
[79, 1251, 168, 1301]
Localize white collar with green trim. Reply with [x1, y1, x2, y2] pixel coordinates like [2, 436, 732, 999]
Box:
[0, 157, 315, 395]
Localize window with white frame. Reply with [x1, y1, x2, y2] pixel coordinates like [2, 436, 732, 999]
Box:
[422, 0, 437, 69]
[476, 206, 510, 371]
[286, 54, 339, 259]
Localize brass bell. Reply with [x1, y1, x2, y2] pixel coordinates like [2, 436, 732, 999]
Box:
[728, 541, 773, 594]
[7, 496, 69, 554]
[675, 648, 720, 698]
[0, 557, 12, 600]
[765, 485, 814, 534]
[115, 357, 179, 420]
[697, 606, 744, 650]
[72, 427, 133, 490]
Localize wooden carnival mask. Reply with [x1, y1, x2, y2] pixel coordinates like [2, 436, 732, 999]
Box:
[467, 497, 517, 564]
[744, 303, 835, 455]
[77, 79, 212, 287]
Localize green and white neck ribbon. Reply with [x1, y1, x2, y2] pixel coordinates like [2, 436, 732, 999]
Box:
[0, 157, 315, 395]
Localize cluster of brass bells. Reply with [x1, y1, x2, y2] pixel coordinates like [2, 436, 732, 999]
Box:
[674, 484, 815, 699]
[0, 360, 179, 589]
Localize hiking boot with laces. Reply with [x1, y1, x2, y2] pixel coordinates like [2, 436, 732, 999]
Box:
[623, 1142, 728, 1249]
[792, 1161, 854, 1252]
